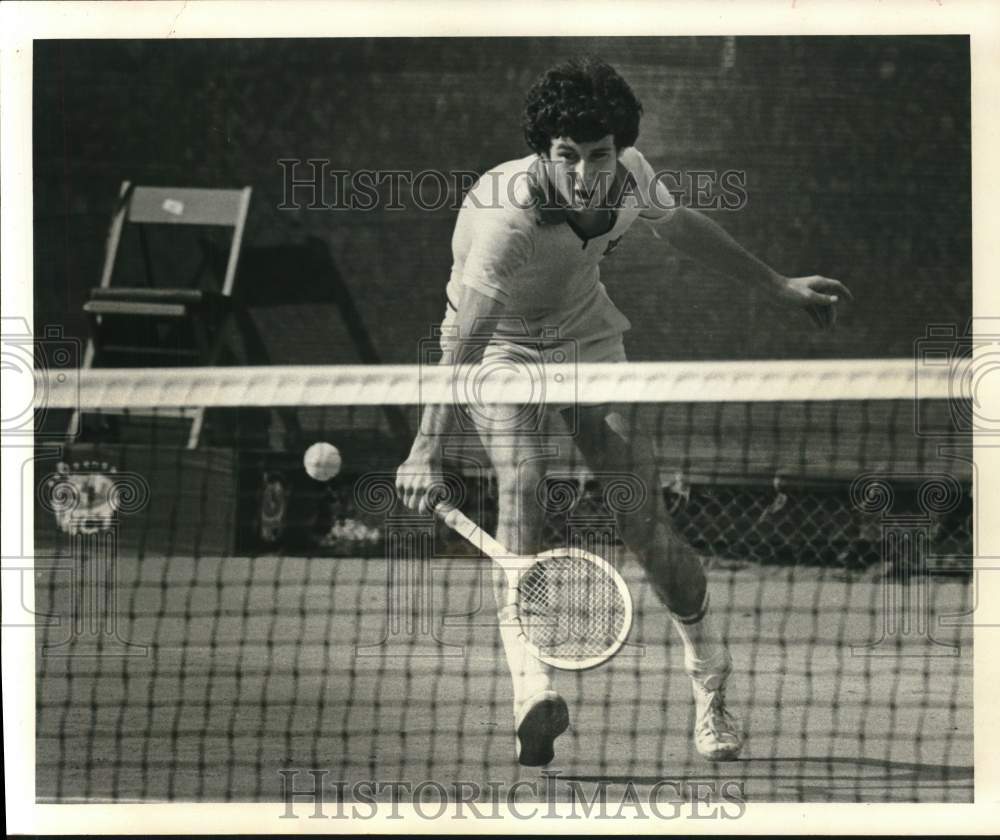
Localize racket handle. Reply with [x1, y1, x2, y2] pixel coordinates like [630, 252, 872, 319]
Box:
[434, 504, 511, 561]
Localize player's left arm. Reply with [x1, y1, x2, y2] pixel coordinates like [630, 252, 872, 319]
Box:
[658, 205, 853, 329]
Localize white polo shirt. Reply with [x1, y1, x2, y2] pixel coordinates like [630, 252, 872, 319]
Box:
[441, 147, 676, 358]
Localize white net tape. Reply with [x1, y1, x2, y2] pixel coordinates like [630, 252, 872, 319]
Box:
[37, 358, 956, 409]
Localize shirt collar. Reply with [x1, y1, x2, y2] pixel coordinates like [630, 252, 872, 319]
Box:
[526, 155, 632, 226]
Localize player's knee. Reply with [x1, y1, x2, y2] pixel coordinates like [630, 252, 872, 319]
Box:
[637, 542, 707, 615]
[648, 568, 706, 618]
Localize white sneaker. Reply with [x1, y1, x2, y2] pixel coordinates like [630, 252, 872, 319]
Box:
[687, 649, 743, 761]
[513, 689, 569, 767]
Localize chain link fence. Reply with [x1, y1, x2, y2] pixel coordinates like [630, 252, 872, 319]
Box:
[300, 471, 972, 576]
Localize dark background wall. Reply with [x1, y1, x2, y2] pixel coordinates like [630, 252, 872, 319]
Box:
[33, 36, 970, 363]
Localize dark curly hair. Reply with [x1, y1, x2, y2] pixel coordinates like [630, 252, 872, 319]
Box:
[522, 57, 643, 155]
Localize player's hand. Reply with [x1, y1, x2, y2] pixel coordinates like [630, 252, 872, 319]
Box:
[395, 446, 443, 515]
[777, 274, 854, 330]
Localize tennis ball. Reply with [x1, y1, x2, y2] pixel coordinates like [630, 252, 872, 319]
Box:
[303, 442, 342, 481]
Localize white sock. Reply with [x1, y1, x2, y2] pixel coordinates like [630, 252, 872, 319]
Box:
[670, 593, 725, 670]
[498, 604, 554, 707]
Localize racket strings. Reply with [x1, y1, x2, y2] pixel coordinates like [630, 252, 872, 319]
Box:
[517, 553, 629, 660]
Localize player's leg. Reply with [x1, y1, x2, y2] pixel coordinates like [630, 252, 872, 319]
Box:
[572, 403, 742, 761]
[473, 402, 569, 766]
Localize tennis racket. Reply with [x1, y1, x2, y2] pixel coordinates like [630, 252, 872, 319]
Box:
[435, 503, 633, 670]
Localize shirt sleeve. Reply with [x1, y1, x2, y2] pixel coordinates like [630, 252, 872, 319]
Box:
[458, 216, 534, 304]
[625, 147, 677, 224]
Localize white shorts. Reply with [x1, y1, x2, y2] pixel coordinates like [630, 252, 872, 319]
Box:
[439, 319, 627, 364]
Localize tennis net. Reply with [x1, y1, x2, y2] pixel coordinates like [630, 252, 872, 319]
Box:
[33, 359, 973, 803]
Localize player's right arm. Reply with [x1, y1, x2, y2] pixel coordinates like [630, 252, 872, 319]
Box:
[396, 283, 505, 513]
[396, 211, 533, 514]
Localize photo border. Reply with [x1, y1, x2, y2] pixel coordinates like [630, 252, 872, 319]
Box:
[3, 0, 998, 833]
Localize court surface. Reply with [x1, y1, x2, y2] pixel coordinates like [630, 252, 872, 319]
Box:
[35, 554, 973, 804]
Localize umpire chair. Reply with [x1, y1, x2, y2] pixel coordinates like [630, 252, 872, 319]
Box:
[73, 181, 254, 448]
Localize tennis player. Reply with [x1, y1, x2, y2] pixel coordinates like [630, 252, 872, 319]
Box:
[396, 57, 851, 766]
